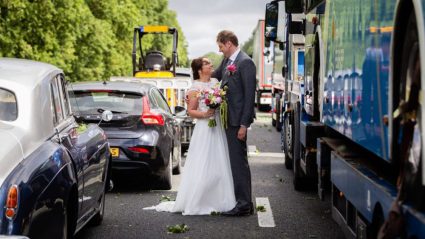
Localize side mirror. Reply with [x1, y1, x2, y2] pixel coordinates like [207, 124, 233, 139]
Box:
[174, 106, 187, 117]
[264, 1, 279, 42]
[285, 0, 304, 13]
[101, 110, 113, 122]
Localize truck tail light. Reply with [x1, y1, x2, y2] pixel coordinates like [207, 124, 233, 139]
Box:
[5, 185, 19, 219]
[141, 96, 164, 126]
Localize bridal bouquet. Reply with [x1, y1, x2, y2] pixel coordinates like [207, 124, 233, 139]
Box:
[199, 83, 228, 128]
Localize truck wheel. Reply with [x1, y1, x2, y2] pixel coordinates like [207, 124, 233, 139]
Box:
[275, 99, 282, 132]
[284, 113, 293, 169]
[256, 91, 262, 110]
[283, 113, 293, 169]
[293, 102, 304, 191]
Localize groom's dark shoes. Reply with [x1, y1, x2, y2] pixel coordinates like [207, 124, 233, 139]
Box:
[222, 204, 254, 217]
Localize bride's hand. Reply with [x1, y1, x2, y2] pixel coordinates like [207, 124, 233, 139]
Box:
[204, 109, 215, 118]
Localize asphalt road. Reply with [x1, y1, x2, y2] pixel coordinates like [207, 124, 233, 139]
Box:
[75, 112, 344, 239]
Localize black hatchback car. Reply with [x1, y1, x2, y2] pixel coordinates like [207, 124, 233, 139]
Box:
[69, 81, 184, 189]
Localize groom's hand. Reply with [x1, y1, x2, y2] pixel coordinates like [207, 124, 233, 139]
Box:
[237, 126, 247, 141]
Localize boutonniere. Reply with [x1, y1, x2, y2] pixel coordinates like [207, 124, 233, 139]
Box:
[226, 64, 237, 76]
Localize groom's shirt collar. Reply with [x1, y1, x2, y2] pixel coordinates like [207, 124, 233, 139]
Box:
[228, 48, 240, 63]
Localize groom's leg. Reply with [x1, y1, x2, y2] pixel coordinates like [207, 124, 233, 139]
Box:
[226, 126, 252, 209]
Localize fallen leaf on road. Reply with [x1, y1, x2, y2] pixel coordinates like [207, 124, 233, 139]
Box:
[160, 195, 175, 202]
[167, 224, 190, 233]
[256, 205, 266, 212]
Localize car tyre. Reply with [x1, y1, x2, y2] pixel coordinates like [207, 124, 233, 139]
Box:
[90, 188, 105, 226]
[173, 145, 182, 175]
[158, 153, 173, 190]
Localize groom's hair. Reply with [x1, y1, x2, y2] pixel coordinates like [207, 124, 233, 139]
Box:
[216, 30, 239, 47]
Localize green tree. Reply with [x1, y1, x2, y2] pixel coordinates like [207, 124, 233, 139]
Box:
[241, 30, 255, 57]
[0, 0, 189, 81]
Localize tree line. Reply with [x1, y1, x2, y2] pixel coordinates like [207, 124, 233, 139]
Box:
[0, 0, 189, 82]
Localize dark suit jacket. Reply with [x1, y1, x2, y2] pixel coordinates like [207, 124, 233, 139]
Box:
[212, 51, 256, 128]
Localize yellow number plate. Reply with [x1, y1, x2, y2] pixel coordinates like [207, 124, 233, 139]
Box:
[110, 148, 119, 157]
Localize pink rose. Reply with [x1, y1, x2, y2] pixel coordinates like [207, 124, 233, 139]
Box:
[226, 64, 236, 75]
[216, 97, 222, 104]
[227, 64, 237, 75]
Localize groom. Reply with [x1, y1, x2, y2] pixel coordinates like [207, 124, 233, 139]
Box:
[213, 30, 256, 216]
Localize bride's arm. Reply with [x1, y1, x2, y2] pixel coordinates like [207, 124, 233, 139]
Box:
[186, 91, 215, 119]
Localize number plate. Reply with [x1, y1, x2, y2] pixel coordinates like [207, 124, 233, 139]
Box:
[110, 148, 119, 157]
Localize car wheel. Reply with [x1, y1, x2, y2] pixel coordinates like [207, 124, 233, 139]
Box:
[158, 153, 173, 190]
[90, 188, 105, 226]
[173, 145, 182, 175]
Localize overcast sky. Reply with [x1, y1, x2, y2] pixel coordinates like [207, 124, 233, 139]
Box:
[168, 0, 267, 58]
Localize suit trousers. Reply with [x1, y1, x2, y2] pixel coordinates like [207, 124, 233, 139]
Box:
[225, 126, 252, 209]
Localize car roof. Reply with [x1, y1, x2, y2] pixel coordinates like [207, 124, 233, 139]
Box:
[0, 58, 62, 90]
[70, 81, 153, 95]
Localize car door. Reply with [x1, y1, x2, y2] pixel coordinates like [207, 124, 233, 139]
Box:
[51, 75, 107, 218]
[49, 75, 86, 214]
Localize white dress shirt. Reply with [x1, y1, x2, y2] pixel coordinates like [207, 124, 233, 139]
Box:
[228, 48, 241, 64]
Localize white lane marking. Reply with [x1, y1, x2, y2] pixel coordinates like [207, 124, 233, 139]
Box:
[248, 145, 258, 155]
[256, 197, 275, 227]
[248, 145, 285, 158]
[249, 152, 285, 158]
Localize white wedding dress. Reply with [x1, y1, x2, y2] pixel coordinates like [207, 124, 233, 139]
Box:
[145, 78, 236, 215]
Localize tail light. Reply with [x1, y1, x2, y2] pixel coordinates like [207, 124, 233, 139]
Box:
[5, 185, 19, 219]
[128, 146, 150, 154]
[141, 96, 164, 126]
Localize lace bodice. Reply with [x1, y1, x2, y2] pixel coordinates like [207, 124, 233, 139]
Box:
[187, 78, 220, 112]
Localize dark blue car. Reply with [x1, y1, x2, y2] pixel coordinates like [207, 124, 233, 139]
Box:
[69, 81, 184, 190]
[0, 59, 110, 238]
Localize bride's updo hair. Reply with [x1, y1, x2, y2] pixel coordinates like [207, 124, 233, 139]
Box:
[191, 57, 204, 80]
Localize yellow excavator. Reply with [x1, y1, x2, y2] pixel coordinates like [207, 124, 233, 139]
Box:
[132, 25, 178, 78]
[112, 25, 194, 154]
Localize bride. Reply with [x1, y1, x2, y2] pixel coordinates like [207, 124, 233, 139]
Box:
[146, 57, 236, 215]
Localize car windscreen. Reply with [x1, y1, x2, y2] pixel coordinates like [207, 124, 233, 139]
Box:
[0, 88, 18, 121]
[70, 90, 143, 115]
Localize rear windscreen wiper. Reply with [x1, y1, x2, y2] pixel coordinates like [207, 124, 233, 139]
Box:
[97, 108, 128, 114]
